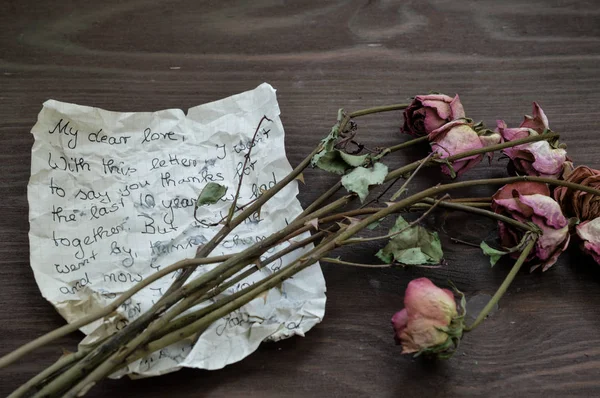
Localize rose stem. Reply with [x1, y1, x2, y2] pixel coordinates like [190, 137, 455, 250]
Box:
[13, 139, 587, 395]
[0, 254, 232, 370]
[342, 194, 450, 245]
[306, 132, 560, 219]
[12, 231, 329, 398]
[411, 202, 491, 209]
[60, 175, 591, 397]
[7, 348, 93, 398]
[464, 238, 537, 332]
[449, 197, 492, 203]
[33, 198, 353, 397]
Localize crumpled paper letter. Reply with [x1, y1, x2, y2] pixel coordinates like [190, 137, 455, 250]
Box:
[27, 83, 326, 376]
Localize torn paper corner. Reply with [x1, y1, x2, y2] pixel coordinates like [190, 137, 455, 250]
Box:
[27, 83, 326, 376]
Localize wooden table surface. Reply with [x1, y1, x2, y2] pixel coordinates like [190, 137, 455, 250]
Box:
[2, 1, 600, 396]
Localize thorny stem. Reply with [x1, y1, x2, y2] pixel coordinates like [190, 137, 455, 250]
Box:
[390, 152, 436, 201]
[56, 174, 600, 397]
[348, 103, 410, 118]
[320, 257, 392, 268]
[3, 101, 590, 397]
[416, 198, 530, 231]
[464, 239, 537, 332]
[0, 254, 232, 370]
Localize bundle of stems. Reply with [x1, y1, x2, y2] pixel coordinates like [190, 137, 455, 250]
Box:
[3, 104, 599, 398]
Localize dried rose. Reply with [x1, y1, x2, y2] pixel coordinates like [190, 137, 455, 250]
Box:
[391, 278, 464, 356]
[497, 103, 567, 178]
[492, 182, 570, 271]
[553, 165, 600, 221]
[576, 218, 600, 264]
[401, 94, 465, 137]
[429, 120, 501, 176]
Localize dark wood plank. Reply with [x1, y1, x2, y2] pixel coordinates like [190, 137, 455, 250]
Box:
[1, 0, 600, 396]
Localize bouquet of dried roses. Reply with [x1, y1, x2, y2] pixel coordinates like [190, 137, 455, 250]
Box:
[3, 93, 600, 397]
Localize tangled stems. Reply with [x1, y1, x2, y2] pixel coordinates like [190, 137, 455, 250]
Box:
[3, 99, 592, 397]
[42, 175, 600, 397]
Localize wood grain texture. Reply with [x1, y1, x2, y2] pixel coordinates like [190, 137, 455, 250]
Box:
[2, 0, 600, 396]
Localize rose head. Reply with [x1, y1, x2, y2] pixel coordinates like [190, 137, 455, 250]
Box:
[497, 103, 567, 178]
[492, 182, 570, 271]
[429, 120, 501, 176]
[402, 94, 465, 137]
[391, 277, 464, 357]
[576, 218, 600, 265]
[553, 165, 600, 221]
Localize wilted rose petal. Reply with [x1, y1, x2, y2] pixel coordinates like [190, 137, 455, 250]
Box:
[392, 278, 463, 356]
[428, 120, 501, 177]
[492, 182, 570, 271]
[497, 103, 567, 178]
[520, 102, 549, 133]
[402, 94, 466, 137]
[576, 218, 600, 264]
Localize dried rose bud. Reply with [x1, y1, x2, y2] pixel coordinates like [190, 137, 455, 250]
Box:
[553, 165, 600, 221]
[429, 120, 501, 176]
[492, 182, 570, 271]
[392, 278, 464, 357]
[401, 94, 465, 137]
[576, 218, 600, 264]
[497, 103, 567, 178]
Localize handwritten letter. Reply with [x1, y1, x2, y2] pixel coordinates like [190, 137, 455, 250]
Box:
[27, 83, 326, 376]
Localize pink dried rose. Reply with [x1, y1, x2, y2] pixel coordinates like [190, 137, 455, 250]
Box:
[492, 182, 570, 272]
[429, 119, 501, 176]
[576, 218, 600, 264]
[497, 103, 567, 178]
[402, 94, 465, 137]
[391, 278, 464, 357]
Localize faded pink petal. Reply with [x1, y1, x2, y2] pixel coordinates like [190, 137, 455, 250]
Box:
[493, 182, 551, 201]
[517, 193, 568, 228]
[528, 142, 567, 177]
[402, 94, 466, 137]
[576, 218, 600, 264]
[503, 141, 566, 178]
[391, 309, 409, 344]
[479, 131, 502, 148]
[449, 95, 466, 119]
[423, 107, 447, 133]
[531, 229, 570, 272]
[404, 278, 457, 324]
[497, 120, 533, 141]
[520, 102, 549, 133]
[400, 318, 449, 354]
[393, 278, 459, 354]
[429, 120, 484, 176]
[493, 183, 569, 271]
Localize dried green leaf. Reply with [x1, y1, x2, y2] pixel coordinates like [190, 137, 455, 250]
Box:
[341, 162, 388, 202]
[376, 216, 443, 265]
[196, 182, 228, 207]
[480, 241, 509, 267]
[311, 115, 342, 168]
[314, 150, 350, 175]
[339, 151, 369, 167]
